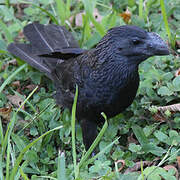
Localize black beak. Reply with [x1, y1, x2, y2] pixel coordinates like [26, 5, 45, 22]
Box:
[147, 32, 170, 56]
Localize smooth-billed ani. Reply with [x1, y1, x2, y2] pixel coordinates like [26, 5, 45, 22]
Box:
[7, 23, 169, 150]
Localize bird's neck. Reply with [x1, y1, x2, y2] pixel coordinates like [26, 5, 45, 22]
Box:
[117, 62, 139, 87]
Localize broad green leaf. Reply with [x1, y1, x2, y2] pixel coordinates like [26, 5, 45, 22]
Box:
[129, 143, 142, 152]
[143, 143, 166, 156]
[11, 134, 27, 152]
[25, 150, 39, 163]
[132, 125, 149, 145]
[0, 19, 13, 43]
[138, 166, 176, 180]
[154, 131, 170, 144]
[119, 172, 139, 180]
[158, 86, 173, 96]
[172, 76, 180, 91]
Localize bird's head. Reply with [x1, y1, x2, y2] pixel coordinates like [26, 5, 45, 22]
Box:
[96, 25, 170, 65]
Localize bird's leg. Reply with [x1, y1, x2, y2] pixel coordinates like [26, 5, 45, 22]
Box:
[80, 118, 98, 151]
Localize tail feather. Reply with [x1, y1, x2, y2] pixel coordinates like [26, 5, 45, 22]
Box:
[23, 23, 79, 55]
[7, 43, 53, 78]
[7, 22, 84, 80]
[44, 24, 79, 49]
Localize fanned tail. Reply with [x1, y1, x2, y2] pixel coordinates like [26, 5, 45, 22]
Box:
[23, 23, 80, 55]
[7, 22, 84, 79]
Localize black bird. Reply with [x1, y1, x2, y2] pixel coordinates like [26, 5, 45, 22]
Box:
[7, 23, 169, 150]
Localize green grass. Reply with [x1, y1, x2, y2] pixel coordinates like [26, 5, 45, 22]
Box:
[0, 0, 179, 179]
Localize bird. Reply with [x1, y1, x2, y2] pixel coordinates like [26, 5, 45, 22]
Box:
[7, 23, 169, 150]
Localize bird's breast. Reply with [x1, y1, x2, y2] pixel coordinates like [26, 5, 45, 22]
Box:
[78, 64, 140, 118]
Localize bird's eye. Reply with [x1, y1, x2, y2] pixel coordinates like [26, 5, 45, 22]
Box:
[132, 39, 141, 45]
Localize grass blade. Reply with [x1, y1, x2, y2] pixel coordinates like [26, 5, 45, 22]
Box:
[17, 102, 53, 135]
[0, 152, 4, 180]
[78, 112, 108, 168]
[17, 0, 59, 25]
[71, 85, 78, 178]
[55, 0, 66, 25]
[57, 152, 67, 180]
[160, 0, 175, 49]
[0, 63, 27, 94]
[2, 86, 38, 157]
[82, 137, 119, 168]
[139, 0, 143, 19]
[89, 14, 106, 36]
[32, 4, 59, 25]
[5, 139, 11, 180]
[82, 0, 105, 36]
[0, 117, 4, 146]
[10, 126, 63, 180]
[19, 168, 29, 180]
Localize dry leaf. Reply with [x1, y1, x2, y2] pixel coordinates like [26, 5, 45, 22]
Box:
[92, 8, 103, 22]
[125, 161, 153, 173]
[1, 59, 17, 71]
[70, 8, 103, 27]
[115, 160, 125, 172]
[176, 40, 180, 49]
[152, 111, 166, 122]
[175, 68, 180, 77]
[25, 84, 38, 91]
[15, 30, 25, 42]
[120, 8, 131, 24]
[7, 94, 25, 109]
[163, 165, 179, 179]
[74, 12, 83, 27]
[177, 156, 180, 169]
[157, 103, 180, 112]
[11, 80, 20, 87]
[0, 106, 12, 122]
[128, 133, 138, 144]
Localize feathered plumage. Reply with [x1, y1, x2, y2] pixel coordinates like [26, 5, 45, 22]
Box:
[8, 23, 169, 150]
